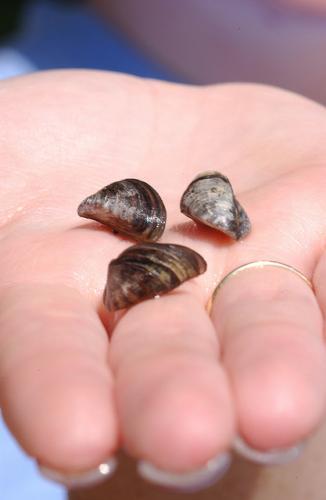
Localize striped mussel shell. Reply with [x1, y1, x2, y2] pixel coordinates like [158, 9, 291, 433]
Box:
[78, 179, 166, 242]
[104, 243, 207, 311]
[180, 171, 251, 240]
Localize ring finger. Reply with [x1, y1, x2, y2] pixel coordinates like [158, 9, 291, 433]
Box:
[210, 260, 326, 462]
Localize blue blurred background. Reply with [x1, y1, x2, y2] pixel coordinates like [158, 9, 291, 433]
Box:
[0, 1, 175, 499]
[0, 0, 175, 80]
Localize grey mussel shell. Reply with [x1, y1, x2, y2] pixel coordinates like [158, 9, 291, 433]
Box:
[78, 179, 166, 242]
[104, 243, 207, 311]
[180, 171, 251, 240]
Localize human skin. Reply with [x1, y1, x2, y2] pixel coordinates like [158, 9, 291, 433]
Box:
[0, 71, 326, 485]
[70, 423, 326, 500]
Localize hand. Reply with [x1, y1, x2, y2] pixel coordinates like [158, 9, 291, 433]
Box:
[0, 71, 326, 488]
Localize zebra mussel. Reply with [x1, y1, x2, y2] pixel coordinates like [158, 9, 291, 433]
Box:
[78, 171, 251, 310]
[104, 243, 207, 311]
[78, 179, 166, 242]
[180, 171, 251, 240]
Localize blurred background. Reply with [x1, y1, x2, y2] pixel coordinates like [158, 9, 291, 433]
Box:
[0, 0, 325, 499]
[0, 0, 174, 81]
[1, 0, 326, 101]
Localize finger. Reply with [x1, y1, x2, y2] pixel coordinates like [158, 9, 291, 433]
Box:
[0, 283, 118, 472]
[109, 291, 235, 473]
[210, 264, 326, 451]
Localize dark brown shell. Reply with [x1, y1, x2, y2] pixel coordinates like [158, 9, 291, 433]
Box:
[77, 179, 166, 242]
[103, 243, 207, 311]
[180, 171, 251, 240]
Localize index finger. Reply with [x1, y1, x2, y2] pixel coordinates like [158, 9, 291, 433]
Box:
[0, 283, 118, 478]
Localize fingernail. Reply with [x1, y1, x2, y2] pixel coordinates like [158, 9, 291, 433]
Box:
[38, 456, 118, 489]
[137, 452, 232, 492]
[233, 435, 304, 465]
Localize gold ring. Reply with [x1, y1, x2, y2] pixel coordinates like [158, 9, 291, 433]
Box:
[207, 260, 313, 314]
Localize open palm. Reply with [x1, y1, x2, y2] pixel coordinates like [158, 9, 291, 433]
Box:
[1, 70, 326, 487]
